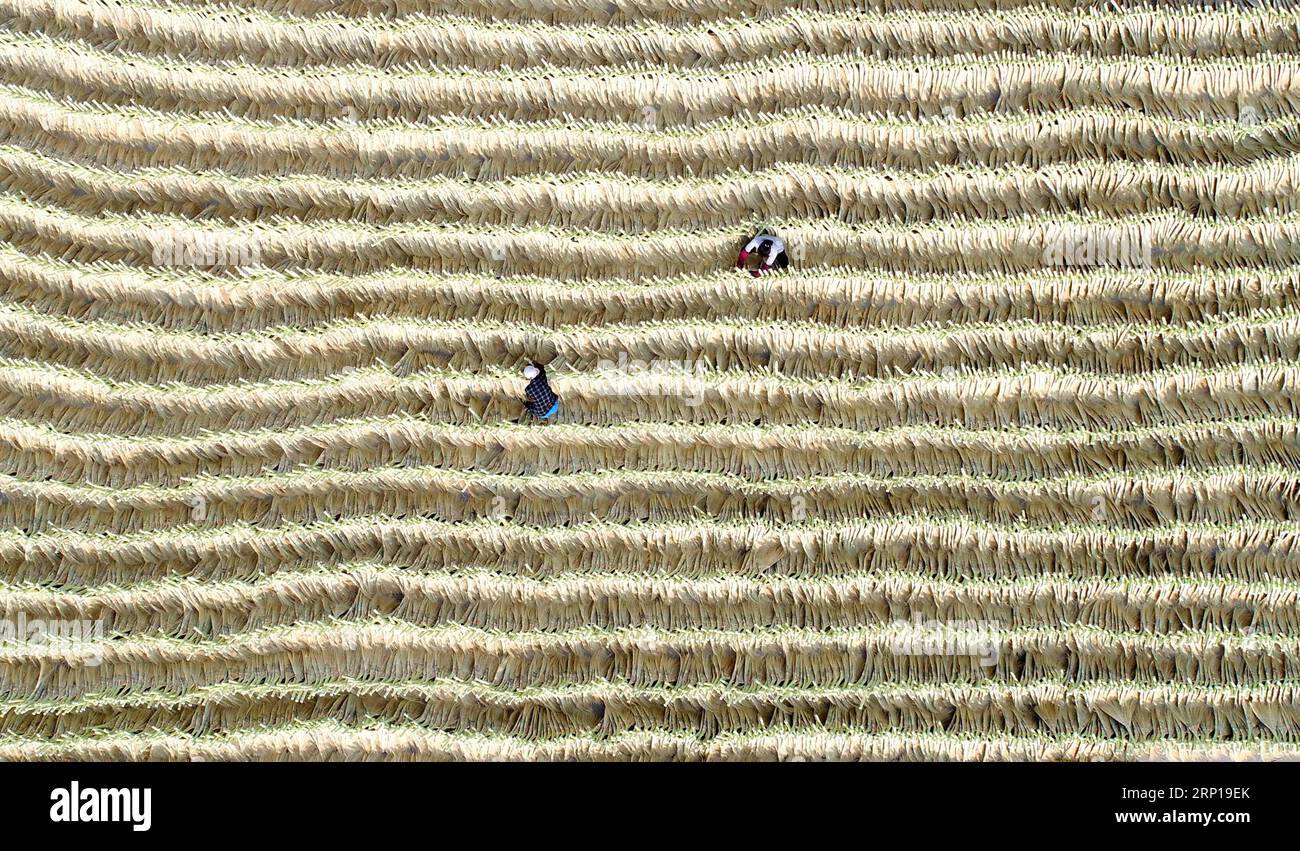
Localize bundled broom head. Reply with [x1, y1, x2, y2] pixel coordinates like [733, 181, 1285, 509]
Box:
[2, 0, 1300, 763]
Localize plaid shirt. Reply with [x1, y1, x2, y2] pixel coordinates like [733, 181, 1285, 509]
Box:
[523, 366, 559, 417]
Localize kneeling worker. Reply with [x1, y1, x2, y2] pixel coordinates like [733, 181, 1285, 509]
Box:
[736, 230, 789, 277]
[522, 362, 560, 420]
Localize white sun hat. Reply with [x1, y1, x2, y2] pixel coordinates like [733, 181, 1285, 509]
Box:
[522, 364, 540, 379]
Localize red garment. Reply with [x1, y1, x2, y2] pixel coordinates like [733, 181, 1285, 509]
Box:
[736, 235, 785, 277]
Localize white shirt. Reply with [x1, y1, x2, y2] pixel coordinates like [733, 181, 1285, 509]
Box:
[743, 234, 785, 267]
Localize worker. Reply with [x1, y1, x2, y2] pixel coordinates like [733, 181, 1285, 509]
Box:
[736, 230, 789, 277]
[521, 362, 560, 420]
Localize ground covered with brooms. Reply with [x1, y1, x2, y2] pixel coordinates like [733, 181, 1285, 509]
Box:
[1, 0, 1300, 760]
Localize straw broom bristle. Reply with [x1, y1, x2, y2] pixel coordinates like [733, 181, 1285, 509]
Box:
[2, 0, 1300, 762]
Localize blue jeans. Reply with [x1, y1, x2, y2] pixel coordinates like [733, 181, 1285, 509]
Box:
[541, 400, 559, 419]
